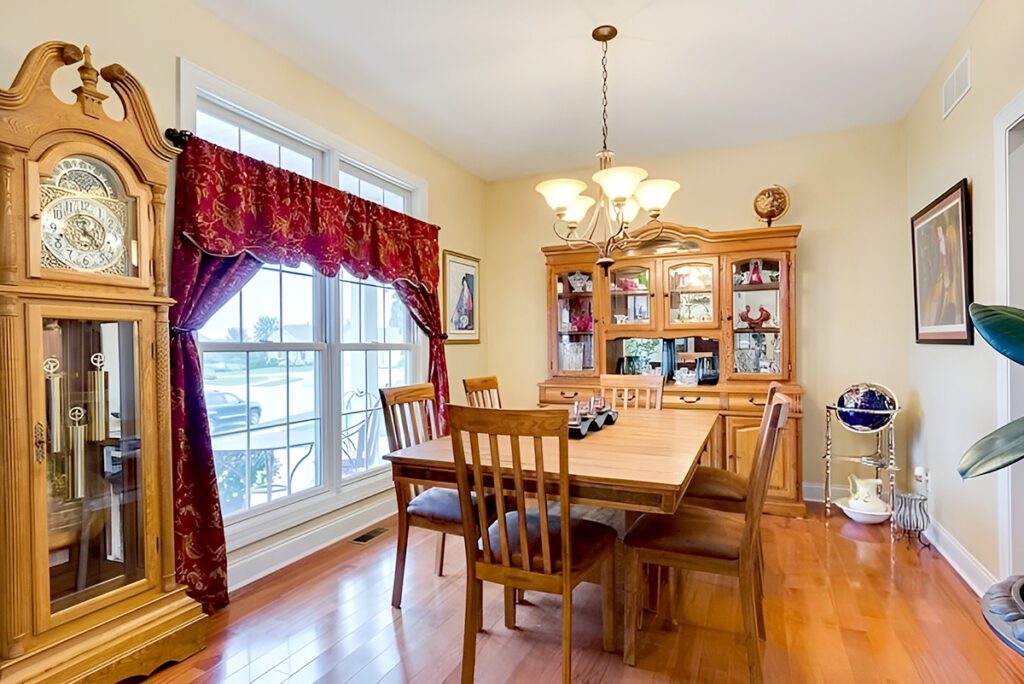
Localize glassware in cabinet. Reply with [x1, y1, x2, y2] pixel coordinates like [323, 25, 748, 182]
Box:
[554, 270, 595, 373]
[729, 256, 787, 377]
[607, 261, 655, 329]
[663, 257, 718, 329]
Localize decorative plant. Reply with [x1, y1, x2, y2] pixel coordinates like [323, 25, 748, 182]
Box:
[959, 303, 1024, 478]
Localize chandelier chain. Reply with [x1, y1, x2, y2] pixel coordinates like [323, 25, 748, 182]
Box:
[601, 40, 609, 152]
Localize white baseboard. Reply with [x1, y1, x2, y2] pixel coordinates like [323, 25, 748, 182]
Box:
[927, 518, 998, 597]
[802, 481, 846, 503]
[804, 481, 995, 597]
[226, 495, 396, 593]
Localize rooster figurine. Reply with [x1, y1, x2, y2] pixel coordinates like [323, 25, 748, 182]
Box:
[739, 305, 772, 329]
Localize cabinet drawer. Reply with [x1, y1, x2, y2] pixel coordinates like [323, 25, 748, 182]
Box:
[663, 392, 723, 410]
[539, 385, 596, 405]
[727, 392, 769, 412]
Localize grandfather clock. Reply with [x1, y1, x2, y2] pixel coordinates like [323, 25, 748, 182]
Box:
[0, 43, 207, 681]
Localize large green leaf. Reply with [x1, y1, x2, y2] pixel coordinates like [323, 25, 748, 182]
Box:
[959, 415, 1024, 479]
[970, 303, 1024, 366]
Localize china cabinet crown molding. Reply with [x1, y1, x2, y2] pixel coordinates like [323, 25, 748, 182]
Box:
[540, 222, 806, 515]
[0, 42, 206, 681]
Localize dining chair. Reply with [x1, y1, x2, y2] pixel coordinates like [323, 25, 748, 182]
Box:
[448, 404, 617, 684]
[599, 373, 664, 410]
[622, 393, 791, 683]
[463, 375, 503, 408]
[381, 383, 492, 608]
[683, 381, 784, 513]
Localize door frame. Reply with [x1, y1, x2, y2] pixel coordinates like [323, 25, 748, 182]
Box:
[994, 88, 1024, 578]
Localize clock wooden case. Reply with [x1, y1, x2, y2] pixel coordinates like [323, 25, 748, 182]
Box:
[539, 223, 805, 516]
[0, 43, 207, 681]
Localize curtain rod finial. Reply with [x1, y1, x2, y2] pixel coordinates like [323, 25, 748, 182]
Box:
[165, 128, 193, 148]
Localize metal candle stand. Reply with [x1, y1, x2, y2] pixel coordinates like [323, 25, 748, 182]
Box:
[823, 404, 900, 517]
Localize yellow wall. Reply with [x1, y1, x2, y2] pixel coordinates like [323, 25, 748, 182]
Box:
[0, 0, 489, 388]
[485, 123, 911, 488]
[903, 0, 1024, 575]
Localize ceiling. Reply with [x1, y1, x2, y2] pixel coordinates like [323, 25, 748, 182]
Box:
[196, 0, 981, 181]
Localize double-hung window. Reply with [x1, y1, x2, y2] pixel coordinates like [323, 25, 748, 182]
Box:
[190, 88, 423, 530]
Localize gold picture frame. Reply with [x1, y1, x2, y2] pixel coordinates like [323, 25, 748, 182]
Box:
[443, 250, 481, 344]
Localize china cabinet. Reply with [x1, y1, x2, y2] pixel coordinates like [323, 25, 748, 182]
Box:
[0, 43, 206, 681]
[540, 223, 805, 515]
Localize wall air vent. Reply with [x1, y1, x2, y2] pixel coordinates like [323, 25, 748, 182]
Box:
[943, 51, 971, 119]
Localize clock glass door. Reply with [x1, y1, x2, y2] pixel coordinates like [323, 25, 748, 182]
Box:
[38, 316, 147, 614]
[38, 156, 138, 278]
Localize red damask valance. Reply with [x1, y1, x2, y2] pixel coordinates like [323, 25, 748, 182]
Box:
[175, 136, 440, 289]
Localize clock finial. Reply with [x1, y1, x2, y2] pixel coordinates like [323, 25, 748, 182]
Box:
[72, 44, 107, 118]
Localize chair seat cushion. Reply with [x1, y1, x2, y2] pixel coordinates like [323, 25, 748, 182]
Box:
[482, 511, 617, 573]
[407, 488, 492, 526]
[624, 504, 745, 560]
[684, 465, 748, 503]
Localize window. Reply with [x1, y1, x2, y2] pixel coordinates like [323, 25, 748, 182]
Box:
[191, 95, 425, 527]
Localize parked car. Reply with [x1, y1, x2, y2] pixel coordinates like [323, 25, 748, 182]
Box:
[206, 390, 261, 433]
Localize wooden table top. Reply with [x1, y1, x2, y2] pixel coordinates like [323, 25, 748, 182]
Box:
[384, 410, 719, 495]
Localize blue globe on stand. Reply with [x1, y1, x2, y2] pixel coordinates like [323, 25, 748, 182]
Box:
[836, 383, 898, 432]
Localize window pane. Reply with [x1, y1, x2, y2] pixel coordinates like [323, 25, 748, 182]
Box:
[212, 432, 248, 516]
[390, 350, 411, 388]
[368, 349, 386, 400]
[384, 288, 408, 343]
[280, 146, 314, 178]
[341, 351, 368, 413]
[341, 280, 361, 343]
[197, 110, 239, 151]
[249, 352, 287, 428]
[203, 352, 249, 436]
[361, 285, 384, 343]
[285, 420, 320, 493]
[339, 170, 360, 195]
[358, 180, 384, 205]
[248, 426, 288, 508]
[341, 411, 370, 476]
[242, 268, 282, 343]
[383, 189, 405, 213]
[288, 351, 318, 423]
[281, 272, 314, 342]
[199, 292, 241, 342]
[240, 129, 279, 165]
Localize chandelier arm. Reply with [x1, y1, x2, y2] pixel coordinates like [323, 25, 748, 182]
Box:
[552, 220, 602, 252]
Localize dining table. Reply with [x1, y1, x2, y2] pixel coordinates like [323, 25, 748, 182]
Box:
[383, 409, 720, 521]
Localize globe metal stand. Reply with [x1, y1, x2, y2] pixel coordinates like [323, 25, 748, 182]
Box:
[823, 404, 900, 517]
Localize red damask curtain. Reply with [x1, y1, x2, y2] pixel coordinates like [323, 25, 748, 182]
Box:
[170, 136, 449, 610]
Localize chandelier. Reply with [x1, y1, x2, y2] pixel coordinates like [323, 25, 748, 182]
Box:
[536, 25, 679, 272]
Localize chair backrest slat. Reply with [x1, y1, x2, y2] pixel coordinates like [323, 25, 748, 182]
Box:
[742, 393, 791, 553]
[599, 374, 664, 410]
[448, 406, 569, 580]
[463, 375, 502, 409]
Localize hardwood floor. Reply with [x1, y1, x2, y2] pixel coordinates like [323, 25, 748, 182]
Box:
[149, 505, 1024, 683]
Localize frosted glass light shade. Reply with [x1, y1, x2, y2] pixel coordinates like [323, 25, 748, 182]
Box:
[635, 179, 679, 216]
[619, 197, 641, 224]
[592, 166, 647, 203]
[536, 179, 587, 214]
[563, 196, 595, 224]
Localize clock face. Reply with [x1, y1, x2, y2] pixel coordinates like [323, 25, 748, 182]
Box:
[39, 157, 134, 275]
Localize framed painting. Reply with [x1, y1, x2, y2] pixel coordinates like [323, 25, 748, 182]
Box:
[911, 178, 973, 344]
[443, 250, 480, 344]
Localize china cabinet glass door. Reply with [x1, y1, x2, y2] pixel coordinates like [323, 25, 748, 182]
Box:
[728, 255, 787, 378]
[554, 270, 596, 374]
[663, 257, 718, 330]
[30, 306, 151, 622]
[606, 261, 655, 331]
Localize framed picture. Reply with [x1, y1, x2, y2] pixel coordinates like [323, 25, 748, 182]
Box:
[443, 250, 480, 344]
[911, 178, 973, 344]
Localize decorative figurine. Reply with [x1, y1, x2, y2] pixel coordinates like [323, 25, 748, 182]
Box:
[567, 272, 589, 293]
[739, 304, 772, 329]
[749, 259, 764, 285]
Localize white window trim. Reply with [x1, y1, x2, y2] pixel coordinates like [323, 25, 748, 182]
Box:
[178, 59, 431, 551]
